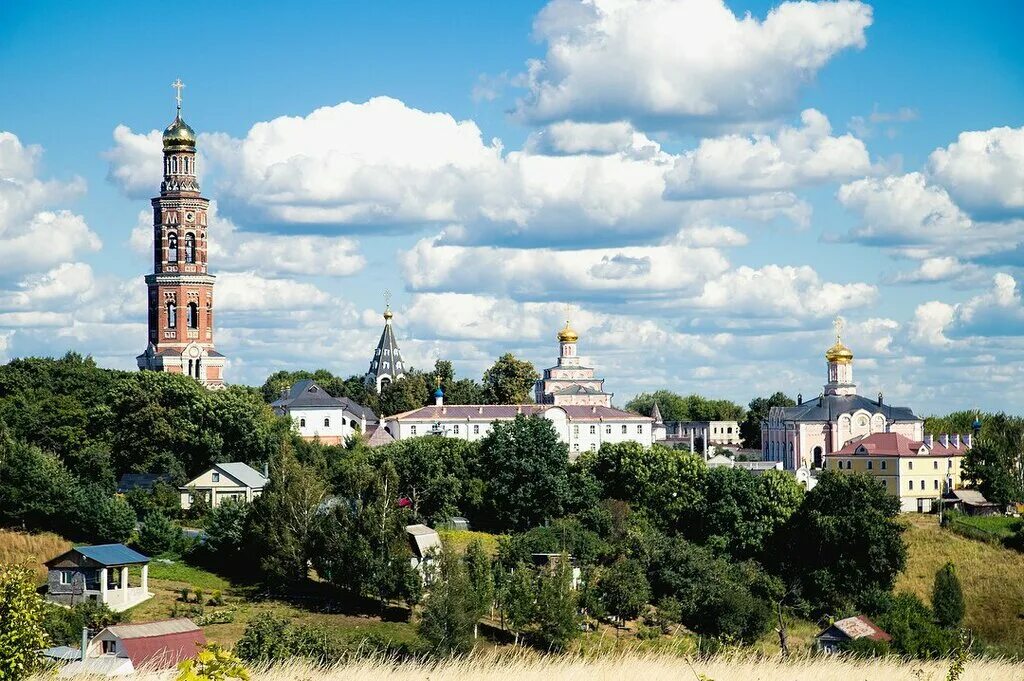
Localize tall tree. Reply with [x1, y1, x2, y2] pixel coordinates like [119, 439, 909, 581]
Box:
[740, 392, 796, 450]
[248, 441, 327, 586]
[534, 557, 580, 651]
[379, 373, 430, 416]
[482, 354, 539, 405]
[775, 471, 907, 614]
[598, 557, 651, 625]
[932, 562, 965, 628]
[419, 547, 476, 656]
[475, 415, 569, 531]
[502, 562, 536, 646]
[625, 390, 744, 422]
[962, 413, 1024, 505]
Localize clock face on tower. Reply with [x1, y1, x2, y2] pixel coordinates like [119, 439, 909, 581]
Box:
[185, 211, 195, 222]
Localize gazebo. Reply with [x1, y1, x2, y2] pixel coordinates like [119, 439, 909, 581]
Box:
[45, 544, 152, 612]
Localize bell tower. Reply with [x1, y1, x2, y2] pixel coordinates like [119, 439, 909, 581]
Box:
[136, 79, 226, 387]
[823, 317, 855, 396]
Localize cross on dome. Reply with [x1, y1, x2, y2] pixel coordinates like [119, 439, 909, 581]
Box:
[171, 78, 185, 111]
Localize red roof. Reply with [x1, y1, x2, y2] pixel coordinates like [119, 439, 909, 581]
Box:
[829, 615, 891, 642]
[388, 404, 650, 422]
[104, 619, 205, 669]
[833, 432, 969, 457]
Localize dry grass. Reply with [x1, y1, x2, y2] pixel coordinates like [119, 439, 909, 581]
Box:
[44, 652, 1024, 681]
[897, 514, 1024, 653]
[0, 529, 71, 582]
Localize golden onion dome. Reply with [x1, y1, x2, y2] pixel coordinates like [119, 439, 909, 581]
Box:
[825, 340, 854, 364]
[163, 114, 196, 149]
[557, 320, 579, 343]
[383, 305, 394, 321]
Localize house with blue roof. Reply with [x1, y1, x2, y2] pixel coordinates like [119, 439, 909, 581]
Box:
[45, 544, 152, 611]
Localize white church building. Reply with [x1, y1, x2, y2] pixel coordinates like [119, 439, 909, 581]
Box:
[271, 379, 378, 444]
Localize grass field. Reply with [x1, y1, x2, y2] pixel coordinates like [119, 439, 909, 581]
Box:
[897, 514, 1024, 654]
[946, 513, 1021, 541]
[0, 529, 71, 581]
[38, 652, 1024, 681]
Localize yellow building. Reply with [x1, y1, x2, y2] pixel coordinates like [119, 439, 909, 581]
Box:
[823, 432, 971, 512]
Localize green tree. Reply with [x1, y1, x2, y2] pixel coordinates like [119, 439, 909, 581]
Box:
[73, 486, 136, 544]
[201, 499, 251, 573]
[464, 539, 494, 639]
[503, 562, 536, 646]
[598, 557, 650, 625]
[248, 442, 326, 586]
[962, 413, 1024, 505]
[377, 436, 477, 523]
[379, 373, 430, 416]
[874, 592, 954, 658]
[0, 563, 49, 681]
[740, 392, 795, 450]
[476, 415, 569, 531]
[776, 471, 907, 613]
[625, 391, 744, 422]
[419, 548, 476, 656]
[234, 613, 293, 663]
[534, 557, 580, 651]
[136, 509, 179, 556]
[932, 562, 965, 628]
[481, 354, 539, 405]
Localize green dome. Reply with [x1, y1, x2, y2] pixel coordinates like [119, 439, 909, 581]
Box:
[163, 114, 196, 149]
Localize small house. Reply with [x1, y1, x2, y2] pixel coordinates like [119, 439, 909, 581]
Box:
[815, 615, 891, 653]
[531, 553, 582, 590]
[117, 473, 172, 495]
[45, 544, 152, 612]
[406, 524, 442, 578]
[179, 462, 267, 510]
[58, 619, 205, 677]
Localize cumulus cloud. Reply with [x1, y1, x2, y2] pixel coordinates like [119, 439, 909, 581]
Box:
[103, 126, 167, 199]
[928, 126, 1024, 218]
[215, 272, 335, 312]
[888, 257, 982, 285]
[908, 274, 1024, 351]
[665, 109, 872, 198]
[515, 0, 872, 128]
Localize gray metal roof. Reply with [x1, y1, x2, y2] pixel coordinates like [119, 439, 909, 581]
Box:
[406, 524, 442, 559]
[365, 314, 404, 384]
[213, 462, 267, 489]
[774, 393, 920, 422]
[271, 379, 377, 422]
[104, 619, 200, 639]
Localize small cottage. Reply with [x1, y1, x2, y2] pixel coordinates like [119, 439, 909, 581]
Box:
[179, 462, 267, 509]
[45, 544, 152, 612]
[815, 615, 891, 653]
[406, 524, 442, 578]
[58, 618, 204, 677]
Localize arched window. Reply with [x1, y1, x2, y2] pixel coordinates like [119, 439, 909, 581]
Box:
[187, 302, 199, 329]
[167, 302, 177, 328]
[813, 446, 823, 468]
[299, 418, 306, 428]
[172, 157, 178, 173]
[184, 233, 196, 263]
[168, 233, 178, 262]
[324, 418, 330, 427]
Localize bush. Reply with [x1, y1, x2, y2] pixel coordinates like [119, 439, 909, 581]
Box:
[136, 510, 180, 556]
[0, 563, 50, 681]
[932, 562, 965, 628]
[235, 613, 340, 664]
[419, 548, 476, 656]
[43, 601, 124, 646]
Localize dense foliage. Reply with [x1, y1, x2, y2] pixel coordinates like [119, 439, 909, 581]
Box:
[0, 563, 49, 681]
[625, 390, 744, 423]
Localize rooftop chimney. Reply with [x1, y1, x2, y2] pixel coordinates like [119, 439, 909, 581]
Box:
[966, 432, 973, 448]
[953, 433, 961, 448]
[924, 434, 933, 448]
[877, 392, 884, 406]
[81, 627, 89, 662]
[939, 434, 949, 447]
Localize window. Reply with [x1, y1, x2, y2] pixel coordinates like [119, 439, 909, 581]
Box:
[167, 302, 177, 328]
[573, 425, 579, 437]
[933, 461, 939, 470]
[637, 425, 643, 434]
[920, 480, 925, 490]
[168, 233, 178, 261]
[867, 461, 873, 470]
[590, 443, 596, 451]
[621, 425, 627, 434]
[727, 427, 733, 434]
[59, 571, 72, 585]
[324, 418, 330, 427]
[881, 460, 887, 470]
[187, 302, 198, 329]
[454, 425, 460, 435]
[934, 479, 939, 490]
[184, 233, 196, 263]
[299, 418, 306, 427]
[473, 425, 479, 435]
[212, 472, 220, 483]
[102, 640, 116, 655]
[847, 461, 853, 470]
[410, 426, 417, 436]
[574, 443, 579, 451]
[908, 461, 913, 470]
[908, 480, 914, 490]
[605, 425, 611, 435]
[590, 425, 596, 435]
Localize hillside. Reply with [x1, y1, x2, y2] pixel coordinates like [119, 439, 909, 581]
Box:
[0, 530, 71, 581]
[898, 514, 1024, 654]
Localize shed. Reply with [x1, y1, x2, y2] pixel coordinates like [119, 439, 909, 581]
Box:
[815, 615, 891, 653]
[942, 489, 1000, 516]
[87, 618, 205, 670]
[405, 524, 442, 576]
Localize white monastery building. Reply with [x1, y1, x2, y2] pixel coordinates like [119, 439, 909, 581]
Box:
[272, 379, 378, 444]
[762, 320, 924, 471]
[383, 322, 653, 458]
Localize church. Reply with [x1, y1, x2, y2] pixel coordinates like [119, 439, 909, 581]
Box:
[762, 321, 924, 470]
[136, 80, 226, 387]
[382, 320, 654, 458]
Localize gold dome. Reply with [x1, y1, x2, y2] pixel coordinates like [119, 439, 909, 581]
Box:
[383, 305, 393, 321]
[163, 114, 196, 149]
[557, 320, 578, 343]
[825, 340, 854, 364]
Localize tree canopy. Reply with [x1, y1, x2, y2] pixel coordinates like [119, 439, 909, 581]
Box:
[625, 390, 744, 422]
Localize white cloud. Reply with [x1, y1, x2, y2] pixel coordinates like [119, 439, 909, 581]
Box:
[928, 126, 1024, 218]
[666, 109, 872, 198]
[215, 272, 335, 312]
[0, 263, 95, 310]
[0, 211, 102, 275]
[526, 121, 660, 157]
[516, 0, 872, 128]
[103, 126, 166, 199]
[888, 257, 982, 285]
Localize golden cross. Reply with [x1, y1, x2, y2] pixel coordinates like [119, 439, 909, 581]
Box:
[383, 289, 392, 308]
[171, 78, 185, 111]
[833, 316, 845, 342]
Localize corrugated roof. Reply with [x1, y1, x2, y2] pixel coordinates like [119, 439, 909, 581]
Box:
[213, 462, 267, 489]
[103, 619, 204, 670]
[106, 619, 200, 639]
[832, 615, 891, 642]
[69, 544, 150, 566]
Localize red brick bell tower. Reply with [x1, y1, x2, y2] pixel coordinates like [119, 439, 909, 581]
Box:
[136, 79, 226, 387]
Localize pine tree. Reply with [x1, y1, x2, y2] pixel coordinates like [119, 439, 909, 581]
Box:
[932, 561, 965, 628]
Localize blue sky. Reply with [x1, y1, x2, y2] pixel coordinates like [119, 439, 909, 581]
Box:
[2, 0, 1024, 414]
